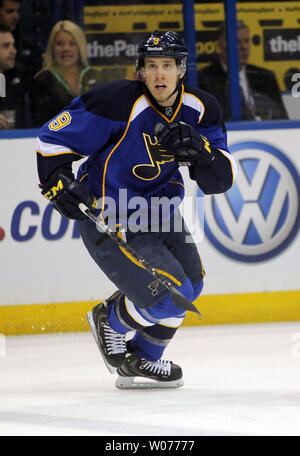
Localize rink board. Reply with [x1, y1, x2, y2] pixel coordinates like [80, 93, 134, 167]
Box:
[0, 125, 299, 335]
[0, 291, 299, 336]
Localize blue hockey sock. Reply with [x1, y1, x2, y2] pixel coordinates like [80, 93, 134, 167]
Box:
[145, 278, 193, 320]
[107, 301, 128, 335]
[192, 279, 204, 301]
[129, 331, 164, 361]
[107, 293, 155, 334]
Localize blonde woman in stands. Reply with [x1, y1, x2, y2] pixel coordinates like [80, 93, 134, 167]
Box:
[31, 20, 123, 127]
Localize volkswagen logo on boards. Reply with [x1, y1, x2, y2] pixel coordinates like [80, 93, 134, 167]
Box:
[202, 141, 300, 262]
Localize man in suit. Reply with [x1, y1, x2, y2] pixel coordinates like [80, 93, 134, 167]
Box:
[198, 20, 288, 121]
[0, 24, 28, 128]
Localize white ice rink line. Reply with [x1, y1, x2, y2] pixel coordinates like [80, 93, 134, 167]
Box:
[0, 322, 300, 436]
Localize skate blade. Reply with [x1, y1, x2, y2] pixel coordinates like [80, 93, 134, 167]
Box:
[115, 375, 184, 390]
[86, 311, 116, 374]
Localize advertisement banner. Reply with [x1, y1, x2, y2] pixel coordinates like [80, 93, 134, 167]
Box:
[199, 128, 300, 295]
[0, 128, 299, 309]
[0, 138, 116, 306]
[84, 1, 300, 91]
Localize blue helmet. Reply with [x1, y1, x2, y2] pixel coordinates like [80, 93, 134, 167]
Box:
[136, 31, 188, 77]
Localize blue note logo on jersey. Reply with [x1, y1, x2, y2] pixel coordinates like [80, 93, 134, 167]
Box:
[133, 133, 174, 180]
[202, 141, 300, 262]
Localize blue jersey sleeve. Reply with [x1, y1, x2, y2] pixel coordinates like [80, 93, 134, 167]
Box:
[36, 95, 126, 183]
[38, 96, 125, 157]
[188, 89, 238, 194]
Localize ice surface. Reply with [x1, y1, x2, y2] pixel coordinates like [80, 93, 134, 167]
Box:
[0, 322, 300, 436]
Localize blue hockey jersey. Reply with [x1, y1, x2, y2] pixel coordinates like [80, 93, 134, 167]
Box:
[37, 79, 237, 224]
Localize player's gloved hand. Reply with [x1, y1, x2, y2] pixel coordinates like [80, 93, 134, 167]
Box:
[154, 121, 215, 166]
[40, 170, 97, 220]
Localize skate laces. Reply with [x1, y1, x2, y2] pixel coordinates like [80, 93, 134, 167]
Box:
[102, 322, 126, 355]
[141, 359, 172, 376]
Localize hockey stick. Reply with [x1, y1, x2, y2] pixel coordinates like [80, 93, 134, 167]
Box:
[79, 203, 202, 317]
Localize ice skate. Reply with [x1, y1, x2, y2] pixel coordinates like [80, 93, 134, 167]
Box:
[115, 353, 184, 389]
[87, 301, 126, 373]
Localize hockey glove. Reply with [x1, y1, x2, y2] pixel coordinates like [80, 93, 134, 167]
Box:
[40, 171, 97, 220]
[154, 121, 215, 166]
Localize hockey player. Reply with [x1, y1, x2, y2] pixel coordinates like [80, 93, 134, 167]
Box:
[36, 31, 238, 389]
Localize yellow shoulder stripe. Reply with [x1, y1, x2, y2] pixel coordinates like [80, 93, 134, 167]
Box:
[36, 149, 85, 158]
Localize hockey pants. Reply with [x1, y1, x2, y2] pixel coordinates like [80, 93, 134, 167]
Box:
[78, 213, 204, 361]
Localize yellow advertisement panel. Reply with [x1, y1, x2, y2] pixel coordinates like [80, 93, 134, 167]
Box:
[84, 2, 300, 90]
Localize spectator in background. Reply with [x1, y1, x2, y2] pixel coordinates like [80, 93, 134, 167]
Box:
[0, 24, 28, 128]
[0, 0, 42, 82]
[0, 0, 20, 31]
[198, 20, 288, 121]
[19, 0, 83, 68]
[30, 20, 106, 127]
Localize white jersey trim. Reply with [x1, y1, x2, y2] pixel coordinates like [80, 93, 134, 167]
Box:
[130, 96, 149, 123]
[182, 92, 205, 123]
[36, 139, 85, 157]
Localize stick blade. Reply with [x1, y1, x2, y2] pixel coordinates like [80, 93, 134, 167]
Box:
[171, 289, 202, 317]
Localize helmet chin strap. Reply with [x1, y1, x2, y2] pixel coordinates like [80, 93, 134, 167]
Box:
[164, 63, 185, 102]
[165, 76, 184, 101]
